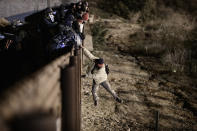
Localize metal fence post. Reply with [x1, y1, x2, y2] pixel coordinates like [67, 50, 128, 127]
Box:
[61, 54, 80, 131]
[78, 49, 82, 130]
[74, 49, 81, 131]
[155, 111, 159, 131]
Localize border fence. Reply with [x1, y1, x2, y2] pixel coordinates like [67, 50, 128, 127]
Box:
[0, 47, 82, 131]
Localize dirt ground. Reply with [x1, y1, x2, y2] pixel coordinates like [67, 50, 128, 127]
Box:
[81, 17, 197, 131]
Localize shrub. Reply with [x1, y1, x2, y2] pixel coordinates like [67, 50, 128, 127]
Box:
[99, 0, 130, 18]
[91, 22, 108, 48]
[140, 0, 157, 21]
[122, 0, 146, 12]
[159, 0, 197, 15]
[162, 48, 188, 72]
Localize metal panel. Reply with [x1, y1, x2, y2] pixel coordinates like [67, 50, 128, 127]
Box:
[61, 50, 81, 131]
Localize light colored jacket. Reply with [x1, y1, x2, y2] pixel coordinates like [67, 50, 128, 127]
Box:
[82, 47, 108, 84]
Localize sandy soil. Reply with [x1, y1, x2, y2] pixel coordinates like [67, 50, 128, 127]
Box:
[81, 18, 197, 131]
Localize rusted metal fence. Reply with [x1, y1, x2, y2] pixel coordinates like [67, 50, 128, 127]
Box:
[61, 48, 82, 131]
[155, 111, 159, 131]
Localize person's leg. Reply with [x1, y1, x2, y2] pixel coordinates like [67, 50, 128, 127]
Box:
[100, 81, 117, 99]
[92, 80, 99, 106]
[100, 81, 122, 103]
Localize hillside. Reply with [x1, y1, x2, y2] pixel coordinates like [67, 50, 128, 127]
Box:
[81, 0, 197, 130]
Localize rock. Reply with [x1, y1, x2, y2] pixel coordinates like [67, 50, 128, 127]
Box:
[89, 15, 94, 23]
[111, 78, 116, 82]
[84, 91, 90, 96]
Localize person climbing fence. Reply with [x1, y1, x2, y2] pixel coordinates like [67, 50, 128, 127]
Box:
[81, 46, 122, 106]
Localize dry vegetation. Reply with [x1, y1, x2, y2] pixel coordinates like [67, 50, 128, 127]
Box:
[133, 10, 196, 73]
[91, 0, 197, 76]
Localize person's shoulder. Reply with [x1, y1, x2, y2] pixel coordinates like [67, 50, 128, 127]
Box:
[100, 66, 105, 70]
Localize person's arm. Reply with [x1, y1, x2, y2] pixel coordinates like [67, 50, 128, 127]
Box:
[81, 63, 95, 78]
[81, 46, 99, 60]
[43, 18, 57, 28]
[85, 69, 98, 79]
